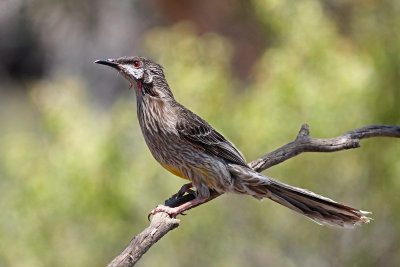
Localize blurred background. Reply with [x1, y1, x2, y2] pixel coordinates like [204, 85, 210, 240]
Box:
[0, 0, 399, 266]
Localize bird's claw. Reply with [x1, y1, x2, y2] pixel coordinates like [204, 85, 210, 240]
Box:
[147, 204, 180, 221]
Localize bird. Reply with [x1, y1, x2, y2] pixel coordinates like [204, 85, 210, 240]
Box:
[95, 56, 370, 228]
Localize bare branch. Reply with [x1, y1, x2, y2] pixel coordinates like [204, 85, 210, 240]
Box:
[106, 213, 180, 267]
[106, 124, 400, 266]
[248, 124, 400, 172]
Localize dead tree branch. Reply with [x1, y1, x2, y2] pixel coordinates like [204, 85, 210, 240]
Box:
[107, 124, 400, 267]
[107, 213, 179, 267]
[249, 124, 400, 171]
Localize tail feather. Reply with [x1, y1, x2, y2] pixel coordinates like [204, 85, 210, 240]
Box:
[268, 182, 370, 228]
[228, 164, 371, 228]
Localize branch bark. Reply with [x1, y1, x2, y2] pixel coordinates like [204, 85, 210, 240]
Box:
[107, 213, 179, 267]
[249, 124, 400, 172]
[107, 124, 400, 267]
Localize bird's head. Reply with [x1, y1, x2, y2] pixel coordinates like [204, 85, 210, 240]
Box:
[95, 56, 169, 96]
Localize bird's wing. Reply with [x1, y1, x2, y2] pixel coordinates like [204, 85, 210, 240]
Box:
[176, 107, 248, 166]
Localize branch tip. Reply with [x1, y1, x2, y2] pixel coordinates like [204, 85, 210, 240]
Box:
[297, 124, 310, 138]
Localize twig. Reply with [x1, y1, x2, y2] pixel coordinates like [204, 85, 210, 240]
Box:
[249, 124, 400, 171]
[106, 124, 400, 266]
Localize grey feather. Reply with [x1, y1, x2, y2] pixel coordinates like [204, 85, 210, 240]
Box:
[228, 164, 371, 228]
[176, 106, 248, 167]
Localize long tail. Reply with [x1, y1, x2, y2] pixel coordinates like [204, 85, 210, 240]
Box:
[228, 164, 371, 228]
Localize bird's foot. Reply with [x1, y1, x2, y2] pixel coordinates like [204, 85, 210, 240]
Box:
[148, 205, 181, 220]
[171, 183, 195, 199]
[148, 196, 208, 221]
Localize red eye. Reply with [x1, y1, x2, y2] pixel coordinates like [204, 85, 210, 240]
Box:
[133, 61, 141, 68]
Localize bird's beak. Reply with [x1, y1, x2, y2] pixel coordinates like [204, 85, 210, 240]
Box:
[94, 59, 120, 69]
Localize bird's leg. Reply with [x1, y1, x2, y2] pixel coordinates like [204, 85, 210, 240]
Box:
[170, 183, 194, 199]
[148, 191, 221, 220]
[149, 196, 209, 219]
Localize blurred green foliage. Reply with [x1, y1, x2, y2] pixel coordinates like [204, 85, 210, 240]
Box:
[1, 0, 400, 266]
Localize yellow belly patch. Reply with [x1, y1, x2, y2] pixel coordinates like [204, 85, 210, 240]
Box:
[162, 165, 190, 180]
[161, 164, 215, 188]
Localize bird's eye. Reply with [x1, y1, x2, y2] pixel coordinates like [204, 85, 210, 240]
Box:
[133, 61, 141, 68]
